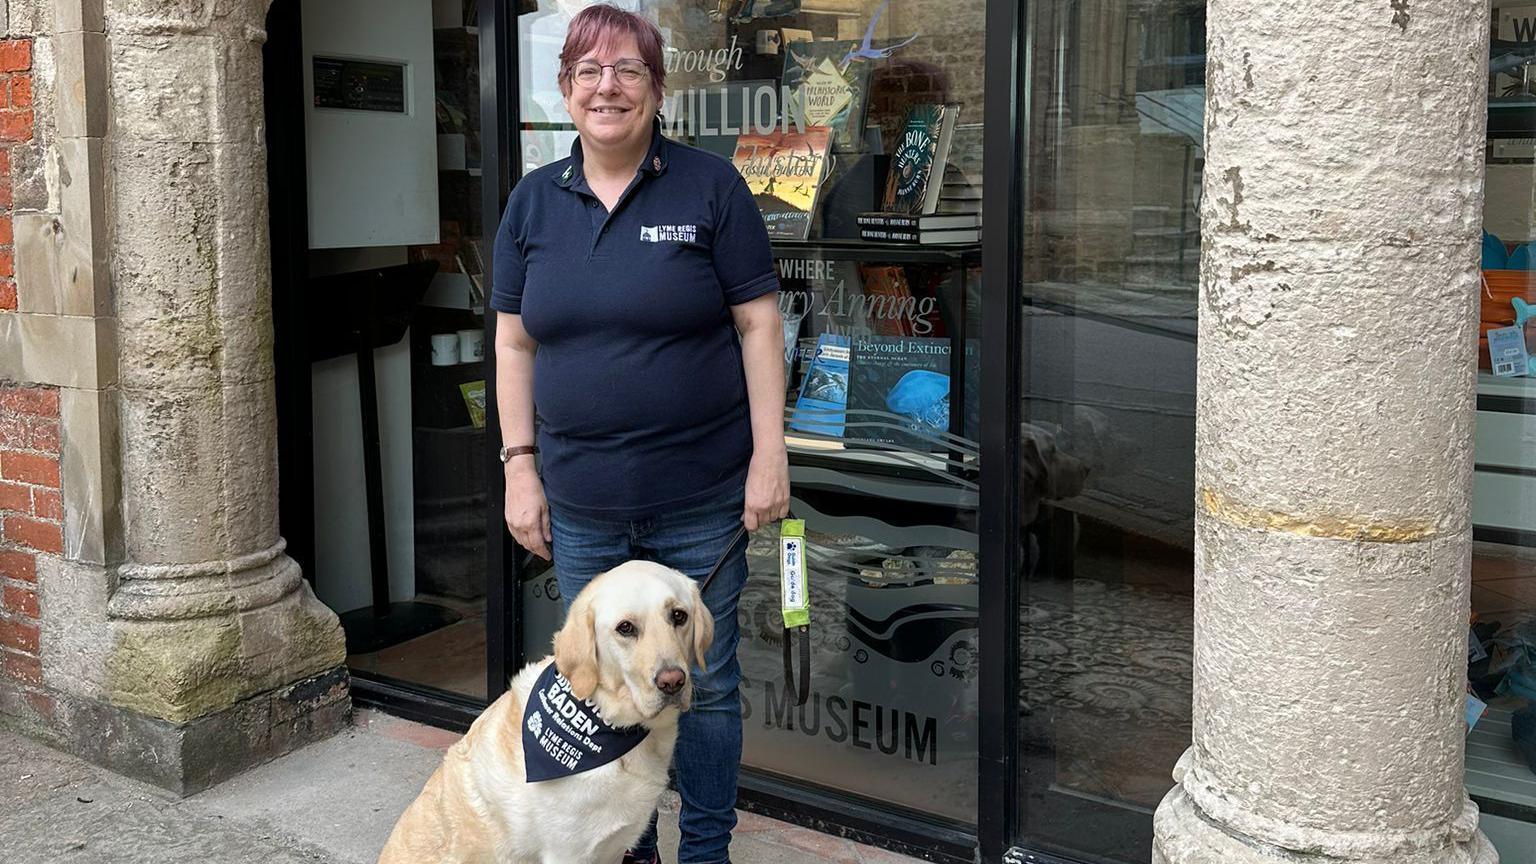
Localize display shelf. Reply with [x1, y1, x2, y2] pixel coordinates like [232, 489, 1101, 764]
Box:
[1480, 371, 1536, 410]
[787, 433, 977, 489]
[773, 237, 981, 265]
[1467, 706, 1536, 820]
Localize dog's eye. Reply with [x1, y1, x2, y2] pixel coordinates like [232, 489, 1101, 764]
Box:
[671, 609, 688, 627]
[616, 620, 637, 638]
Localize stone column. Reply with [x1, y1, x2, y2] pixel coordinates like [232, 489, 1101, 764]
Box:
[1151, 2, 1496, 864]
[97, 0, 345, 785]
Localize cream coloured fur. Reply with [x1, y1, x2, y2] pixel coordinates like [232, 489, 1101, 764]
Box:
[377, 561, 715, 864]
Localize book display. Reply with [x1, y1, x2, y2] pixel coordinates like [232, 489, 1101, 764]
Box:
[732, 128, 834, 240]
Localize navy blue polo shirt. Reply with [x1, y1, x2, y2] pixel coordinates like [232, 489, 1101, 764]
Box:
[491, 122, 780, 519]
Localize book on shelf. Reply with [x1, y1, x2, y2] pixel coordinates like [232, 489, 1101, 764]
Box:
[934, 196, 982, 214]
[858, 226, 981, 245]
[881, 103, 962, 215]
[857, 265, 918, 337]
[731, 127, 833, 241]
[856, 211, 980, 231]
[789, 333, 851, 437]
[782, 40, 873, 153]
[845, 335, 979, 451]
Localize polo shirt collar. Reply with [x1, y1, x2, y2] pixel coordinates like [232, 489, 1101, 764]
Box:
[555, 118, 669, 190]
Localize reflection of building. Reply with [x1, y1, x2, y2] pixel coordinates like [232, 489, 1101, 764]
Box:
[0, 2, 1525, 864]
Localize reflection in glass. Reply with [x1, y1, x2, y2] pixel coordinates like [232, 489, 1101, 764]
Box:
[1469, 5, 1536, 857]
[1013, 0, 1202, 859]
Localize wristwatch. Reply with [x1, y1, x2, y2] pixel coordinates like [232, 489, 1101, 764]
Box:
[499, 444, 538, 463]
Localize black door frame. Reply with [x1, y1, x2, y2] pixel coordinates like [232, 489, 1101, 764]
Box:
[978, 0, 1024, 859]
[477, 0, 1027, 860]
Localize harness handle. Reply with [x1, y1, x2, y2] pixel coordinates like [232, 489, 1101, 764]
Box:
[699, 523, 811, 707]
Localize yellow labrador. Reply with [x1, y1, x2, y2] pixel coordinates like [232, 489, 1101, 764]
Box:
[378, 561, 714, 864]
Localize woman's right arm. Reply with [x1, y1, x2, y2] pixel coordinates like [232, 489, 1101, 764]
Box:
[495, 311, 551, 560]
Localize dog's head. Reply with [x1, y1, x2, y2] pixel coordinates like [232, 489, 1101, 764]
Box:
[552, 561, 715, 727]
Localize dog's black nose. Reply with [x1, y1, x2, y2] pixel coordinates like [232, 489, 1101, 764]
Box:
[655, 667, 686, 695]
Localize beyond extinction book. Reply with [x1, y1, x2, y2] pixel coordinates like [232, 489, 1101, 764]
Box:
[732, 128, 833, 241]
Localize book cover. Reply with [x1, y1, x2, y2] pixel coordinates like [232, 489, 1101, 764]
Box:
[847, 335, 979, 450]
[857, 265, 918, 337]
[732, 128, 833, 241]
[782, 41, 872, 153]
[460, 380, 487, 428]
[882, 103, 961, 214]
[790, 333, 851, 437]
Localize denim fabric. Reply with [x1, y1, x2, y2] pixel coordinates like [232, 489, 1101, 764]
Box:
[550, 487, 747, 864]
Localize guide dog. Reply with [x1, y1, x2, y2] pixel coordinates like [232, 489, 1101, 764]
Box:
[378, 561, 714, 864]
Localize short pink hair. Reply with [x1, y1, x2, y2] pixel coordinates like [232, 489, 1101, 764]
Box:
[558, 4, 667, 103]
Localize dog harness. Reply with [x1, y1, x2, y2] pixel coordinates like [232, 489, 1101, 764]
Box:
[523, 663, 649, 782]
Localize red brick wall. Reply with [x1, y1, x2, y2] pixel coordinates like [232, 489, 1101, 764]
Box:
[0, 38, 32, 311]
[0, 382, 58, 693]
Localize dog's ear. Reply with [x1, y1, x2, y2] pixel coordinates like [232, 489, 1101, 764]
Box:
[554, 596, 599, 701]
[689, 583, 715, 673]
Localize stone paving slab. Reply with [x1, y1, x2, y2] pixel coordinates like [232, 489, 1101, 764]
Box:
[0, 710, 925, 864]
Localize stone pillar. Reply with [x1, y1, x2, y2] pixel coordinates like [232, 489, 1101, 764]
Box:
[1151, 2, 1495, 863]
[103, 0, 345, 727]
[0, 0, 345, 794]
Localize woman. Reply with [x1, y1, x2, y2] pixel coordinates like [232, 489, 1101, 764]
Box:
[490, 5, 790, 863]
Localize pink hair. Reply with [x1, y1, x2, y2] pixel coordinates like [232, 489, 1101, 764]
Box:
[558, 4, 666, 102]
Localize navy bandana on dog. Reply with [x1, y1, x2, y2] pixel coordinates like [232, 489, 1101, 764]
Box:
[523, 662, 650, 782]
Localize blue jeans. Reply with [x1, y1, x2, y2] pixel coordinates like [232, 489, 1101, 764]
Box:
[550, 487, 747, 864]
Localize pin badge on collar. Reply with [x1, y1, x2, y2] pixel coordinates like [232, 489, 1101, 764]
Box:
[652, 156, 662, 172]
[561, 165, 573, 182]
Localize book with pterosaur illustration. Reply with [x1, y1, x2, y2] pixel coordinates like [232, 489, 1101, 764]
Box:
[781, 40, 872, 153]
[731, 128, 833, 240]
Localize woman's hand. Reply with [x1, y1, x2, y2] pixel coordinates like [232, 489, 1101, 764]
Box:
[505, 459, 552, 560]
[743, 444, 790, 531]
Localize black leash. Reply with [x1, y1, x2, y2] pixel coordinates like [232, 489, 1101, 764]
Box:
[699, 523, 810, 707]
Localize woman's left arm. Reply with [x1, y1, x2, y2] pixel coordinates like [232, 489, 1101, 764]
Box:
[731, 294, 790, 531]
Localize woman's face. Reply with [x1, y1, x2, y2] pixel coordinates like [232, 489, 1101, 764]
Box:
[564, 33, 659, 158]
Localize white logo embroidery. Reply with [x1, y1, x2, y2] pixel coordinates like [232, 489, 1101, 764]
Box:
[526, 711, 543, 737]
[640, 224, 698, 243]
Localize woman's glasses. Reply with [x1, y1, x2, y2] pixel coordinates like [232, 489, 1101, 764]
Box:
[570, 59, 649, 89]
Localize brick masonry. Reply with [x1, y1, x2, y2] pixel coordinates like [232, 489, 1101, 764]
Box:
[0, 37, 47, 700]
[0, 38, 26, 312]
[0, 381, 56, 696]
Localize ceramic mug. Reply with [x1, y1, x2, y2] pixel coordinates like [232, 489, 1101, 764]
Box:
[457, 328, 485, 364]
[430, 333, 460, 366]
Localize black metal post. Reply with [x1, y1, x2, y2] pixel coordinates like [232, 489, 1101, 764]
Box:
[264, 0, 316, 582]
[482, 0, 520, 700]
[979, 0, 1025, 858]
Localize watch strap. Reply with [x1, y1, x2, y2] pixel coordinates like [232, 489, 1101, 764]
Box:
[500, 444, 538, 462]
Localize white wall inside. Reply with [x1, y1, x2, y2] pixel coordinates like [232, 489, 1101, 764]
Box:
[303, 0, 440, 249]
[309, 247, 418, 615]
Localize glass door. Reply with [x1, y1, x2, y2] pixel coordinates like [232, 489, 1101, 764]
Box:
[1006, 0, 1204, 860]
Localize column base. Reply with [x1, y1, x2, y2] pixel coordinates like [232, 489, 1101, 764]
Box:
[0, 666, 350, 796]
[1153, 785, 1500, 864]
